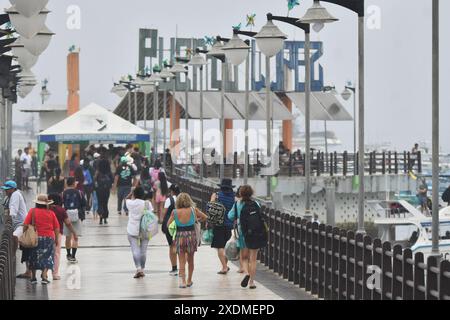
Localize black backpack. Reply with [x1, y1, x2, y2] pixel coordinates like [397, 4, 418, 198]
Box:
[162, 196, 176, 234]
[442, 187, 450, 203]
[240, 200, 267, 248]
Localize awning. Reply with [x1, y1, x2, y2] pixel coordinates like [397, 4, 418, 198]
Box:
[38, 103, 150, 143]
[286, 92, 353, 121]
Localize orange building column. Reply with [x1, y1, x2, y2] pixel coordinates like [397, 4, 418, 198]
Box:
[67, 52, 80, 163]
[280, 95, 293, 152]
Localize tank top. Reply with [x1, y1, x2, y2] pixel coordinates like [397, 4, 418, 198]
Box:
[174, 208, 195, 227]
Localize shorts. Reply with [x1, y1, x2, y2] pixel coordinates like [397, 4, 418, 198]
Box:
[211, 226, 232, 249]
[64, 220, 82, 237]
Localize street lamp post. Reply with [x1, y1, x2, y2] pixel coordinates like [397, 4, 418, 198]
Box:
[207, 39, 228, 180]
[265, 13, 312, 215]
[301, 0, 365, 233]
[255, 18, 287, 200]
[149, 72, 163, 163]
[341, 83, 357, 173]
[228, 30, 255, 186]
[160, 66, 175, 169]
[431, 0, 439, 257]
[189, 49, 208, 181]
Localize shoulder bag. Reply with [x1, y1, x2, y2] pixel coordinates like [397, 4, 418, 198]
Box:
[19, 209, 38, 248]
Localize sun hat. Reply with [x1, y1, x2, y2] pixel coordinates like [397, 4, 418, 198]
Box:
[34, 194, 54, 206]
[1, 181, 17, 190]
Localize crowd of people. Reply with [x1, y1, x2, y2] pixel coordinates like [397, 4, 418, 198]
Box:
[3, 143, 269, 291]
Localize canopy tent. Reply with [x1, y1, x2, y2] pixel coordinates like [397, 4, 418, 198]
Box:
[38, 103, 151, 163]
[285, 92, 353, 121]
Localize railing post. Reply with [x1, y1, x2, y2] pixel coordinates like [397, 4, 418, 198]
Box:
[372, 239, 383, 300]
[299, 219, 308, 289]
[318, 223, 326, 299]
[346, 231, 356, 300]
[402, 249, 414, 300]
[394, 152, 399, 174]
[338, 229, 347, 300]
[330, 152, 334, 177]
[439, 260, 450, 300]
[417, 151, 422, 173]
[311, 222, 319, 295]
[382, 242, 393, 300]
[324, 225, 334, 300]
[426, 256, 440, 300]
[305, 221, 313, 293]
[362, 236, 373, 300]
[288, 216, 297, 283]
[331, 227, 340, 300]
[354, 233, 364, 300]
[414, 252, 426, 300]
[388, 151, 392, 174]
[274, 211, 281, 274]
[403, 151, 408, 173]
[289, 153, 293, 177]
[294, 217, 302, 285]
[268, 209, 275, 270]
[392, 245, 403, 300]
[382, 152, 386, 175]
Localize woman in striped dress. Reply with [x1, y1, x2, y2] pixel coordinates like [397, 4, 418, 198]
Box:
[167, 193, 207, 288]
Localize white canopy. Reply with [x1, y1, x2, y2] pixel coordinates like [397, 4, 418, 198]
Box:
[38, 103, 150, 143]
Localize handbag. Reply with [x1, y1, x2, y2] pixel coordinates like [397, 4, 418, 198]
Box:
[225, 230, 240, 261]
[193, 208, 202, 247]
[19, 209, 38, 248]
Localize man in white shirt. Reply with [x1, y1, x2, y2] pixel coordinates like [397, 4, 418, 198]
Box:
[20, 147, 32, 190]
[2, 180, 31, 279]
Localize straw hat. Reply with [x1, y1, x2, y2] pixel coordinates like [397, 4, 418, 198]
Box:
[34, 194, 54, 206]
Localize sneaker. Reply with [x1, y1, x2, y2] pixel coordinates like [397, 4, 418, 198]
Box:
[30, 278, 38, 285]
[66, 254, 72, 261]
[69, 256, 78, 264]
[169, 270, 178, 276]
[41, 278, 51, 285]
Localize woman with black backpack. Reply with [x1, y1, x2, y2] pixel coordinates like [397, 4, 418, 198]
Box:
[236, 185, 267, 289]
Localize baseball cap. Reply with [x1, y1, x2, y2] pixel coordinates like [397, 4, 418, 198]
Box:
[94, 153, 100, 159]
[1, 181, 17, 190]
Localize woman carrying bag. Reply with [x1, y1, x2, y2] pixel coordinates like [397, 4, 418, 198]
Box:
[22, 194, 60, 285]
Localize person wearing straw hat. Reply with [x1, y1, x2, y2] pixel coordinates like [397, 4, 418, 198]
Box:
[23, 194, 60, 285]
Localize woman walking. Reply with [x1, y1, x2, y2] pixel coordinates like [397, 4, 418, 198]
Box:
[125, 187, 154, 278]
[228, 186, 248, 275]
[23, 194, 60, 284]
[95, 158, 113, 225]
[234, 185, 266, 289]
[48, 193, 78, 280]
[47, 167, 65, 195]
[154, 171, 169, 223]
[167, 193, 207, 288]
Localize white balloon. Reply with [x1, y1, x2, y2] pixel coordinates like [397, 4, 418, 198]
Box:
[7, 6, 49, 39]
[21, 26, 54, 56]
[12, 0, 49, 18]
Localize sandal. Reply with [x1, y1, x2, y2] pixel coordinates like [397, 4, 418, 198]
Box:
[187, 282, 194, 288]
[217, 267, 230, 275]
[241, 275, 250, 288]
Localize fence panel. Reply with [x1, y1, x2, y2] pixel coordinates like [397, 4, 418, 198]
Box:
[318, 224, 326, 299]
[414, 252, 426, 300]
[346, 231, 356, 300]
[311, 222, 319, 295]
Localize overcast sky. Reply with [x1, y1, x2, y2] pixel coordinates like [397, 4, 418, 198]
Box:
[4, 0, 450, 152]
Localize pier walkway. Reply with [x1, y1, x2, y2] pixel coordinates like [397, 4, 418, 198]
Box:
[13, 185, 314, 300]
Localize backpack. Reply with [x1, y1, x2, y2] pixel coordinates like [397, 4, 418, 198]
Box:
[206, 201, 226, 226]
[442, 187, 450, 203]
[63, 190, 83, 222]
[141, 178, 153, 194]
[162, 196, 176, 235]
[139, 201, 158, 240]
[240, 200, 267, 249]
[96, 173, 112, 190]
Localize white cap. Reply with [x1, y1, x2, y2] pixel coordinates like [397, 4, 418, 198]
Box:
[94, 153, 100, 159]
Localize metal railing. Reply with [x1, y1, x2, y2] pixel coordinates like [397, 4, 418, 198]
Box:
[169, 174, 450, 300]
[168, 151, 422, 179]
[0, 216, 15, 300]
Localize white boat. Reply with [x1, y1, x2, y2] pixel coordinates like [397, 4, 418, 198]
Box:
[368, 199, 450, 261]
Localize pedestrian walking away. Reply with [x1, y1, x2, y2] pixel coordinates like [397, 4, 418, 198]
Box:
[62, 177, 86, 263]
[162, 184, 181, 276]
[167, 193, 207, 288]
[95, 158, 113, 225]
[208, 179, 235, 275]
[126, 187, 154, 279]
[113, 156, 137, 216]
[23, 194, 60, 285]
[47, 167, 65, 195]
[48, 193, 78, 280]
